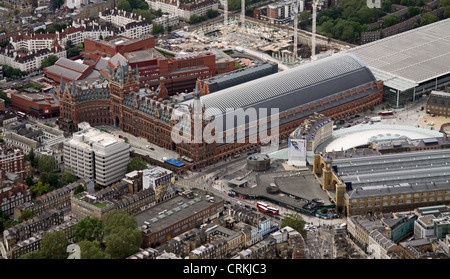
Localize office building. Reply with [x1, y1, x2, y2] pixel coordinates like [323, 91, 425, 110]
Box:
[63, 123, 129, 186]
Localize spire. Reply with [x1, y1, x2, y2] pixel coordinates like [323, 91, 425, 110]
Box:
[72, 79, 77, 95]
[60, 74, 65, 92]
[193, 80, 202, 115]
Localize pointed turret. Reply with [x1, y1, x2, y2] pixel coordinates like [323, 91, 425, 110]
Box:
[71, 79, 77, 95]
[193, 80, 202, 115]
[60, 74, 65, 92]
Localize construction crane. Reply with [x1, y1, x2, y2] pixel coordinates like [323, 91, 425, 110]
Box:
[292, 0, 299, 58]
[241, 0, 245, 25]
[311, 0, 324, 58]
[224, 0, 228, 27]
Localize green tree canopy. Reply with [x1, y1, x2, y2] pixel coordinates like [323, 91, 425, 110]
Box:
[30, 181, 50, 197]
[407, 6, 421, 17]
[420, 13, 438, 26]
[127, 157, 148, 172]
[189, 14, 200, 23]
[18, 209, 34, 223]
[152, 23, 164, 35]
[24, 148, 37, 168]
[79, 240, 111, 259]
[105, 227, 142, 258]
[101, 210, 142, 258]
[40, 55, 59, 69]
[117, 0, 132, 11]
[20, 250, 45, 259]
[383, 14, 400, 28]
[299, 11, 311, 27]
[40, 231, 69, 259]
[74, 216, 104, 242]
[102, 210, 138, 235]
[207, 9, 219, 18]
[37, 155, 57, 174]
[60, 167, 77, 186]
[74, 184, 85, 195]
[281, 213, 307, 238]
[0, 90, 11, 105]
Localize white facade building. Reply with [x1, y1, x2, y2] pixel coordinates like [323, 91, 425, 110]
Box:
[146, 0, 218, 21]
[63, 123, 130, 186]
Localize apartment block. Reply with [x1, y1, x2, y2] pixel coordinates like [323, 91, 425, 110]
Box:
[0, 182, 31, 216]
[0, 217, 78, 259]
[0, 145, 25, 178]
[2, 209, 64, 255]
[13, 179, 88, 219]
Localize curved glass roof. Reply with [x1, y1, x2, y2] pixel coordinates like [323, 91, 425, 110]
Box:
[180, 53, 375, 118]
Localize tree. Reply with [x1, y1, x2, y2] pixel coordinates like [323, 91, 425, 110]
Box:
[40, 55, 59, 69]
[383, 14, 399, 28]
[207, 9, 219, 19]
[299, 11, 311, 28]
[133, 8, 156, 22]
[0, 90, 11, 105]
[117, 0, 132, 11]
[31, 181, 50, 197]
[40, 231, 69, 259]
[320, 21, 334, 37]
[105, 227, 142, 258]
[445, 6, 450, 18]
[37, 155, 57, 174]
[102, 210, 138, 235]
[407, 6, 421, 18]
[25, 148, 37, 167]
[25, 176, 35, 187]
[189, 14, 200, 24]
[60, 167, 77, 186]
[420, 13, 438, 26]
[152, 23, 164, 35]
[74, 184, 85, 195]
[79, 240, 111, 259]
[74, 216, 104, 242]
[47, 172, 60, 189]
[20, 250, 45, 259]
[1, 65, 25, 79]
[102, 210, 142, 258]
[127, 157, 147, 172]
[281, 213, 307, 238]
[382, 0, 392, 12]
[18, 209, 34, 223]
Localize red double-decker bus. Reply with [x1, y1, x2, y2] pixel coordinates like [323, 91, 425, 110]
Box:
[256, 202, 268, 213]
[380, 111, 393, 116]
[257, 202, 279, 215]
[267, 206, 279, 215]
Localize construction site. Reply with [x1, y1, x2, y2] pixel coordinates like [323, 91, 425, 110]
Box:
[154, 0, 354, 70]
[184, 0, 352, 69]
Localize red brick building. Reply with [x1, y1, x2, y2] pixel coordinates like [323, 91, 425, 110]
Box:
[10, 92, 60, 118]
[47, 35, 234, 95]
[59, 53, 383, 170]
[0, 144, 25, 178]
[0, 182, 31, 215]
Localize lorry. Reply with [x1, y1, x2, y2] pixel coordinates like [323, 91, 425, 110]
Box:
[370, 116, 381, 122]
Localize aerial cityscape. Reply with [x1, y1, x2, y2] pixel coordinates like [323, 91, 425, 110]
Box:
[0, 0, 449, 265]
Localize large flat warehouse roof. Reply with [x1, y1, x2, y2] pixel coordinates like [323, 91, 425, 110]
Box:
[346, 19, 450, 91]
